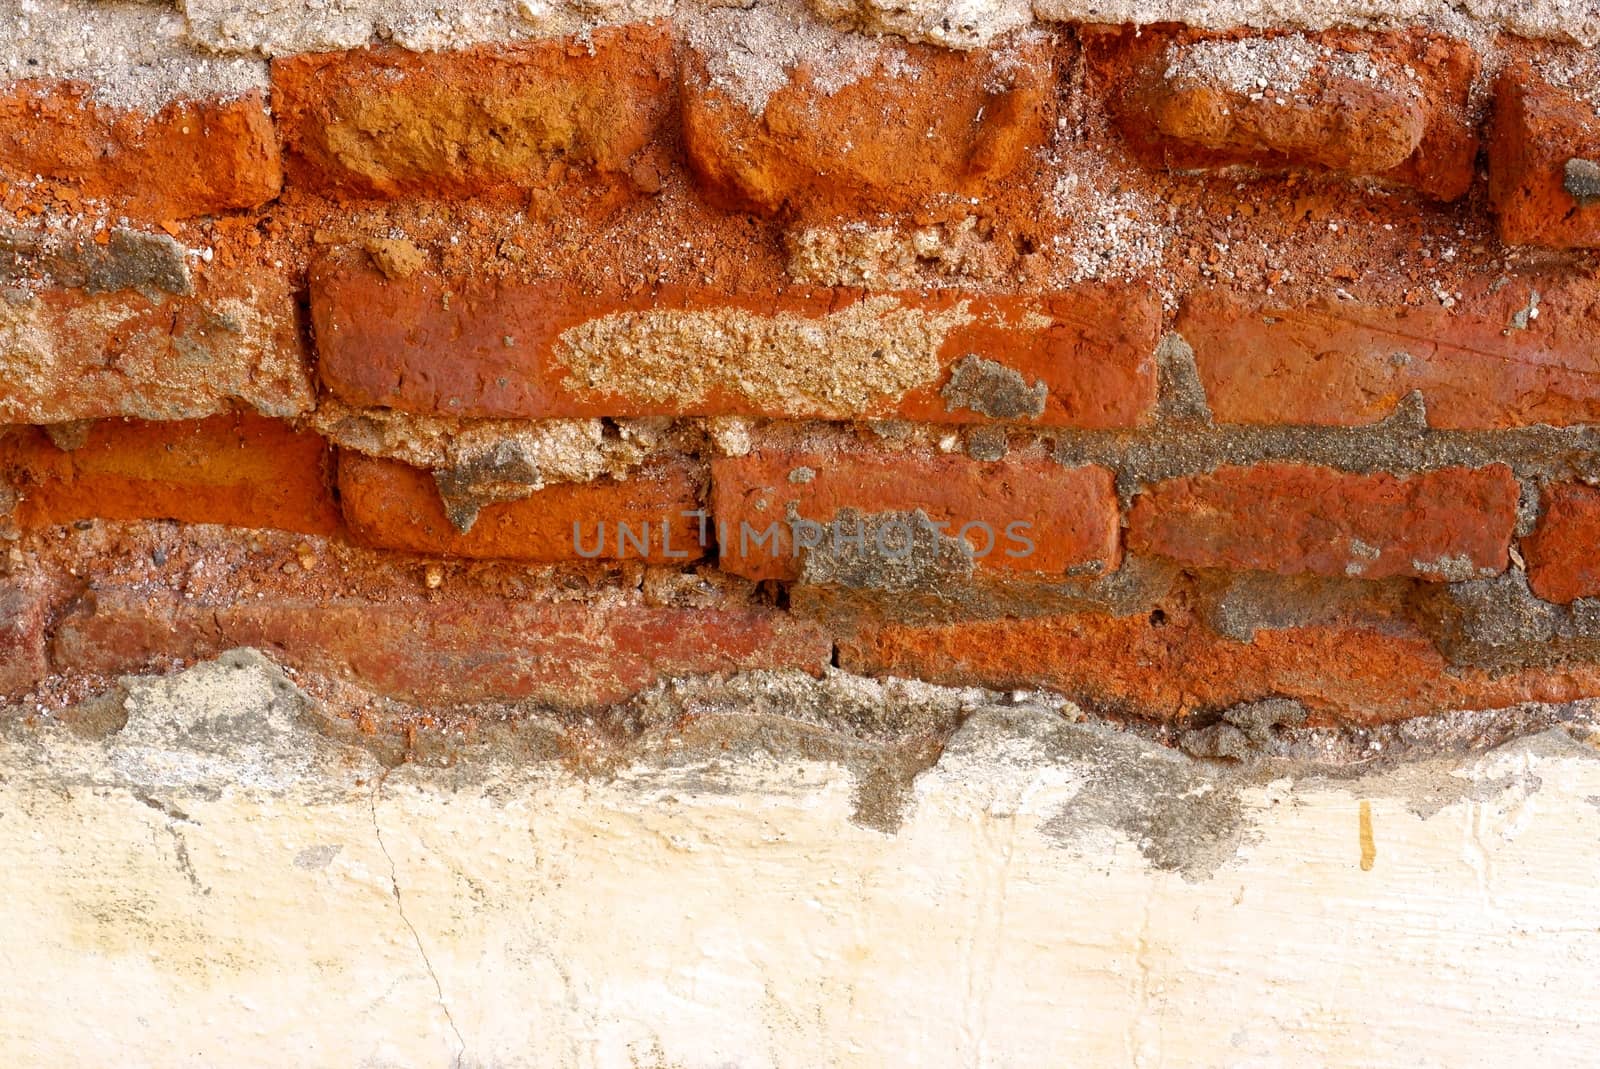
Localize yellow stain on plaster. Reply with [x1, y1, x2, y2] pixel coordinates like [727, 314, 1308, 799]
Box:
[1359, 800, 1376, 872]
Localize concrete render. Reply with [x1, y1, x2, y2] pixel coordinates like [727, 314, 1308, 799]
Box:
[2, 648, 1599, 1066]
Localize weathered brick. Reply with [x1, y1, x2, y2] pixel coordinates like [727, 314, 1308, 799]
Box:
[1094, 29, 1478, 200]
[711, 451, 1121, 582]
[681, 33, 1053, 215]
[271, 25, 674, 199]
[1, 415, 339, 535]
[0, 264, 313, 424]
[1489, 64, 1600, 249]
[311, 251, 1158, 426]
[1127, 463, 1519, 581]
[338, 451, 706, 562]
[839, 609, 1600, 723]
[1178, 277, 1600, 429]
[0, 578, 51, 697]
[0, 82, 280, 218]
[1523, 483, 1600, 603]
[52, 583, 831, 708]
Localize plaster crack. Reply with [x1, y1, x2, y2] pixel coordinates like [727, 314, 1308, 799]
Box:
[371, 770, 467, 1068]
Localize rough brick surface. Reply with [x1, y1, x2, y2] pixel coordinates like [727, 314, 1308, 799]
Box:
[1, 416, 339, 535]
[681, 34, 1053, 215]
[271, 25, 674, 199]
[1523, 483, 1600, 603]
[0, 578, 51, 697]
[712, 451, 1121, 582]
[1095, 29, 1479, 200]
[0, 83, 281, 219]
[840, 611, 1600, 723]
[52, 584, 831, 708]
[311, 252, 1158, 426]
[1179, 276, 1600, 429]
[339, 452, 707, 562]
[1127, 463, 1519, 581]
[0, 266, 313, 424]
[1489, 65, 1600, 249]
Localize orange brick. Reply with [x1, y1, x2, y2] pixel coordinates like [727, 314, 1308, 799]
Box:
[0, 578, 51, 698]
[1523, 483, 1600, 603]
[711, 450, 1121, 582]
[839, 610, 1600, 723]
[1127, 463, 1518, 581]
[0, 265, 312, 424]
[0, 82, 280, 219]
[271, 25, 674, 199]
[1092, 29, 1478, 200]
[681, 33, 1053, 215]
[338, 451, 707, 563]
[2, 415, 340, 535]
[311, 251, 1158, 427]
[52, 582, 831, 708]
[1489, 64, 1600, 249]
[1178, 276, 1600, 429]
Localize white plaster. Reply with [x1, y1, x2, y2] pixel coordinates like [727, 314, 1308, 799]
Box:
[1, 654, 1598, 1065]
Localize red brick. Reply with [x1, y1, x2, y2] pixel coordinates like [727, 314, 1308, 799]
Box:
[51, 583, 830, 708]
[839, 610, 1600, 723]
[0, 265, 313, 424]
[1489, 64, 1600, 249]
[1, 415, 339, 536]
[1178, 276, 1600, 429]
[0, 82, 280, 219]
[1127, 463, 1519, 581]
[0, 578, 51, 698]
[1523, 483, 1600, 603]
[338, 451, 707, 563]
[1092, 29, 1478, 200]
[271, 25, 674, 199]
[681, 34, 1053, 215]
[311, 251, 1158, 427]
[711, 451, 1120, 582]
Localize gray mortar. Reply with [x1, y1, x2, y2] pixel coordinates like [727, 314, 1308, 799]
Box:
[0, 226, 192, 297]
[1567, 159, 1600, 205]
[798, 507, 981, 595]
[431, 440, 546, 533]
[793, 535, 1176, 627]
[1411, 570, 1600, 672]
[1195, 569, 1414, 643]
[941, 356, 1048, 422]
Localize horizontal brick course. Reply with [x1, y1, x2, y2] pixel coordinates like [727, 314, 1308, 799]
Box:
[1179, 277, 1600, 429]
[311, 252, 1158, 426]
[1, 415, 339, 535]
[0, 82, 280, 219]
[839, 611, 1600, 723]
[338, 452, 707, 562]
[712, 451, 1121, 582]
[52, 584, 831, 708]
[1127, 463, 1519, 581]
[271, 25, 674, 199]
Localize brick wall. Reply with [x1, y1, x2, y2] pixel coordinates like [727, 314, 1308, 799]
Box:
[5, 0, 1600, 728]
